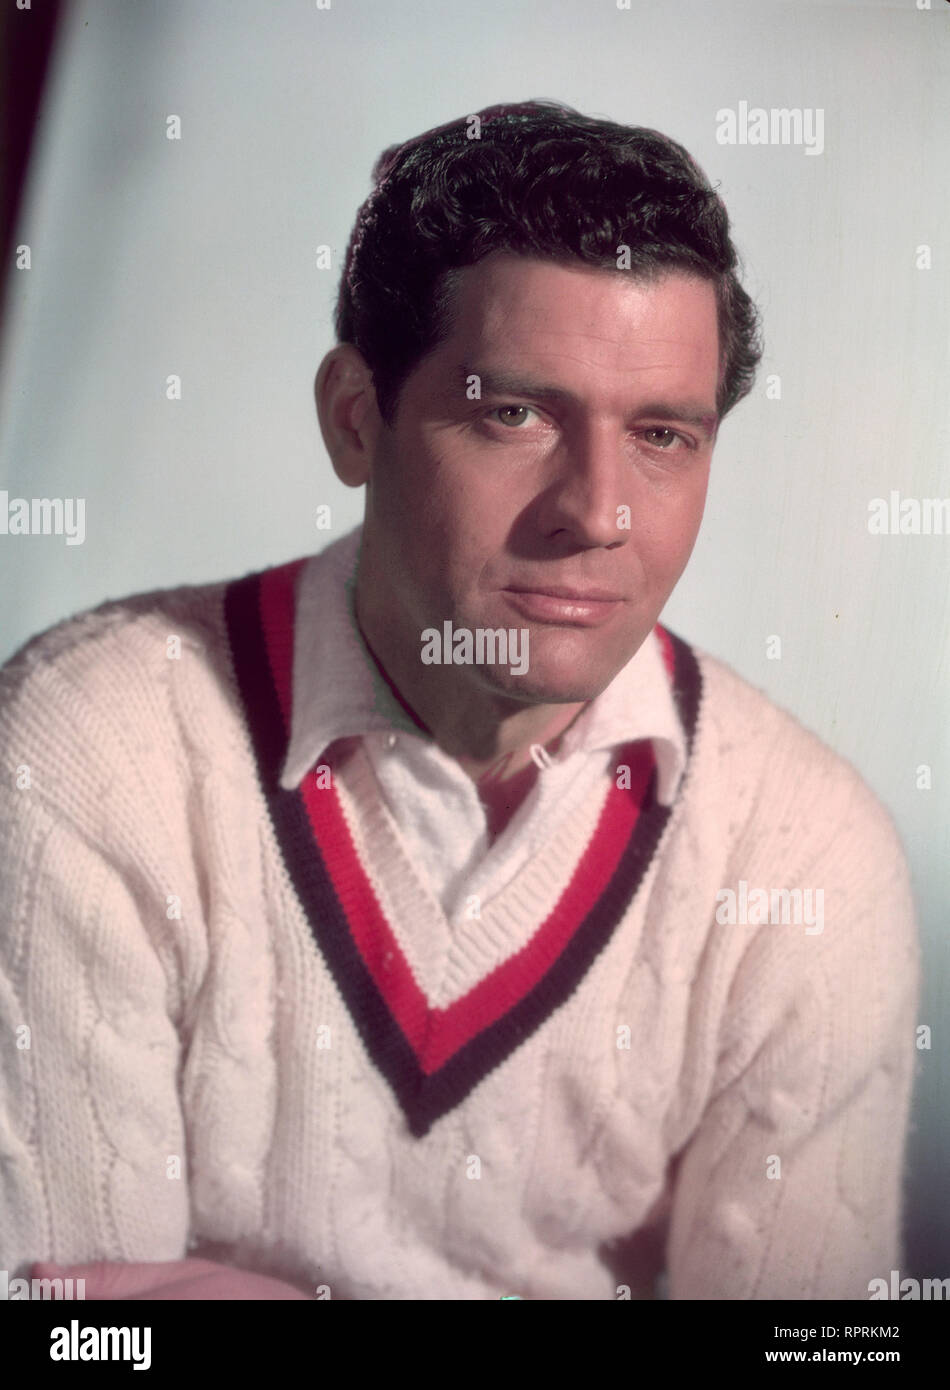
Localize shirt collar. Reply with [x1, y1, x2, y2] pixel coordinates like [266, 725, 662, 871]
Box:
[280, 525, 688, 806]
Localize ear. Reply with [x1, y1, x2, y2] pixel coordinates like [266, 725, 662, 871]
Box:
[314, 345, 383, 487]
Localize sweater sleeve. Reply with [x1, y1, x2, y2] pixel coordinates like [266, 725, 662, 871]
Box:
[665, 753, 921, 1300]
[0, 624, 192, 1281]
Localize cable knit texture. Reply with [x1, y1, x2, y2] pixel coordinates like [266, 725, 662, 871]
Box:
[0, 549, 920, 1300]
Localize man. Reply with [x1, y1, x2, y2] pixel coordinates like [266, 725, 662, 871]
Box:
[0, 101, 919, 1301]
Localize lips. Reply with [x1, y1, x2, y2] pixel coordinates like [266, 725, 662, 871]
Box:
[502, 586, 623, 628]
[506, 585, 624, 603]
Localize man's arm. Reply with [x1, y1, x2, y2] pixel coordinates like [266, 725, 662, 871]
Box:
[0, 799, 193, 1279]
[665, 768, 920, 1300]
[30, 1259, 317, 1300]
[0, 636, 193, 1280]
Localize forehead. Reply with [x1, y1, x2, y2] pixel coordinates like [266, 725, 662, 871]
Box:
[424, 254, 721, 403]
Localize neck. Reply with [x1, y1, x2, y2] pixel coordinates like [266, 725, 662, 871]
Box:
[353, 596, 585, 786]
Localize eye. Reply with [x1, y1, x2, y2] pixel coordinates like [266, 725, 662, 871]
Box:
[638, 428, 692, 451]
[491, 405, 538, 428]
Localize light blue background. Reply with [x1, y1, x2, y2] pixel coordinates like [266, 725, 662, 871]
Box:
[1, 0, 947, 1276]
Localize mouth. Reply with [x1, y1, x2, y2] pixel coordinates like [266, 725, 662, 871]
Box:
[502, 586, 623, 628]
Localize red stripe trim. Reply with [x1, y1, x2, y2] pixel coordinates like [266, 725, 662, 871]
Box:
[301, 745, 650, 1073]
[654, 623, 675, 682]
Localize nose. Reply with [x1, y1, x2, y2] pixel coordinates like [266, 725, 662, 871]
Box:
[538, 421, 628, 549]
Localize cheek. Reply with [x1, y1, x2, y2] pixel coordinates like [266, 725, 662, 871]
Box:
[394, 450, 475, 541]
[664, 467, 709, 538]
[632, 495, 706, 591]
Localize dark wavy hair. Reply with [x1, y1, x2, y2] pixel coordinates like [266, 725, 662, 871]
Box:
[335, 100, 762, 425]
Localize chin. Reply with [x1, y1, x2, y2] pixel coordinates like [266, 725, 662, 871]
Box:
[473, 662, 614, 706]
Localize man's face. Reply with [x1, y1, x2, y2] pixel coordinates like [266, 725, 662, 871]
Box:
[358, 254, 720, 706]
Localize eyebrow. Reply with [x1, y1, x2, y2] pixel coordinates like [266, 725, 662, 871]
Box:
[463, 368, 719, 436]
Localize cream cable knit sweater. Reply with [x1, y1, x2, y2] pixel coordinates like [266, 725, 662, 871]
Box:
[0, 557, 920, 1300]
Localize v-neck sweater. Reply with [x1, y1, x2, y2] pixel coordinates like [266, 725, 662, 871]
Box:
[0, 551, 920, 1301]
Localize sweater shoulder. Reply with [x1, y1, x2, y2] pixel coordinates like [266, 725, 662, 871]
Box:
[0, 572, 254, 834]
[0, 574, 233, 716]
[687, 642, 908, 870]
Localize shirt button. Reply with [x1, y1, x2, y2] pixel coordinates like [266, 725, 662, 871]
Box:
[386, 734, 397, 749]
